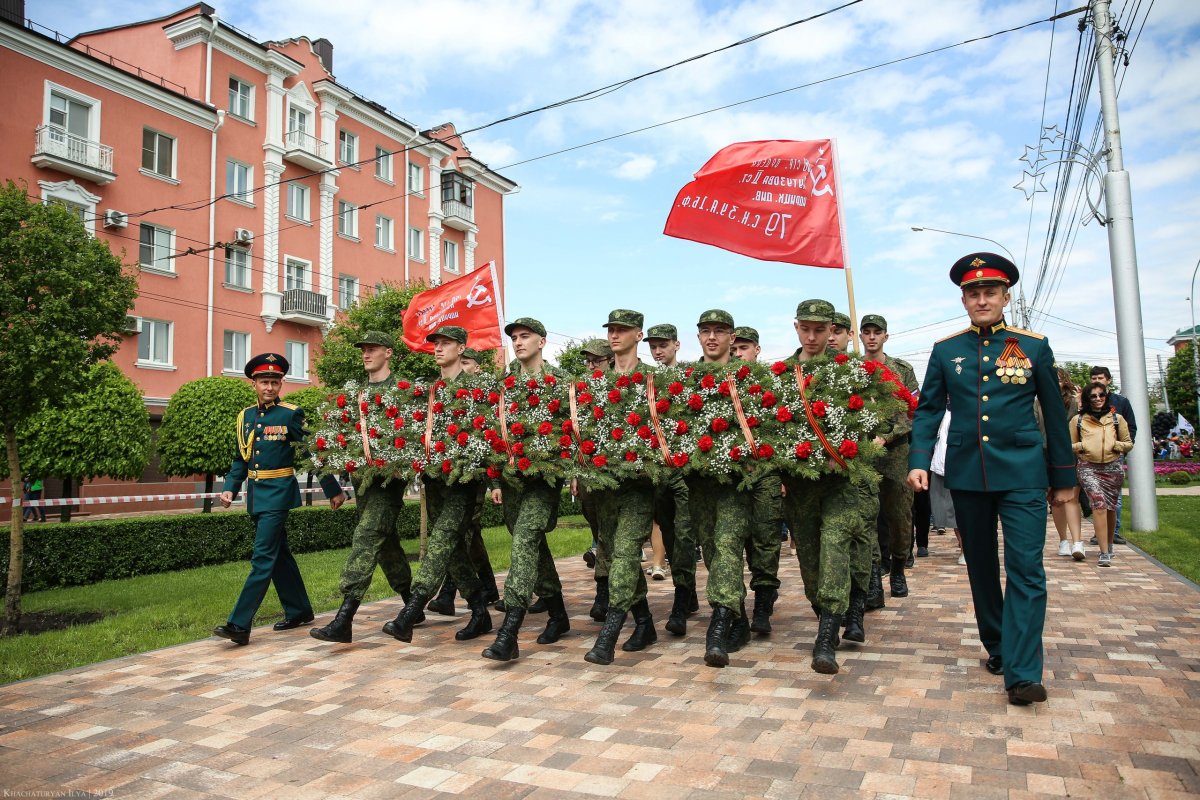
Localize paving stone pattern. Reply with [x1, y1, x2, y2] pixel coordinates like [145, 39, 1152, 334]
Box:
[0, 522, 1198, 799]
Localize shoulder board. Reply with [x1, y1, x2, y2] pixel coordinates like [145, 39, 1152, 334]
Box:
[934, 328, 971, 345]
[277, 402, 299, 410]
[1004, 326, 1046, 340]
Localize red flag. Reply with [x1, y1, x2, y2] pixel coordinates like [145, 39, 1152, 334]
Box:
[663, 140, 845, 269]
[401, 264, 504, 353]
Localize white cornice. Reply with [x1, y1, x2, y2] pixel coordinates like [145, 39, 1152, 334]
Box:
[457, 160, 519, 195]
[1, 24, 217, 128]
[164, 17, 302, 78]
[313, 80, 418, 145]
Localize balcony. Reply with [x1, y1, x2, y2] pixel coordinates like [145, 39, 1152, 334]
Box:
[441, 198, 475, 231]
[31, 125, 116, 185]
[283, 129, 332, 171]
[279, 288, 328, 325]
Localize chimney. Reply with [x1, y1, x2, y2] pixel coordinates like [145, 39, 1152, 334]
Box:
[312, 38, 333, 74]
[0, 0, 26, 26]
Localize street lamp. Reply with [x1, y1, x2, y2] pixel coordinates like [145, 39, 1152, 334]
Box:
[1190, 257, 1200, 429]
[910, 226, 1026, 326]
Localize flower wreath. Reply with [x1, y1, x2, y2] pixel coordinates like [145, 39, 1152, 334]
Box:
[486, 368, 578, 485]
[423, 372, 504, 484]
[573, 367, 670, 489]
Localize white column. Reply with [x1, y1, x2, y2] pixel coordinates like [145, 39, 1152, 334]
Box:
[318, 173, 336, 309]
[264, 72, 286, 150]
[428, 225, 443, 286]
[465, 229, 477, 273]
[260, 160, 284, 331]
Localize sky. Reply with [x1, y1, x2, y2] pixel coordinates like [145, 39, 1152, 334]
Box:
[32, 0, 1200, 391]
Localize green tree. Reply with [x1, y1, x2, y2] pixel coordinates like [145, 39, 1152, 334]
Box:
[1058, 361, 1093, 390]
[19, 363, 151, 522]
[314, 282, 437, 388]
[555, 339, 588, 378]
[1166, 342, 1198, 428]
[156, 377, 256, 513]
[283, 385, 331, 506]
[0, 180, 138, 633]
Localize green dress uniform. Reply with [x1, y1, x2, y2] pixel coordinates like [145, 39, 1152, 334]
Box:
[909, 255, 1075, 699]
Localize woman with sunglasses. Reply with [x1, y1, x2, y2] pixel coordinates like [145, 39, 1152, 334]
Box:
[1069, 382, 1134, 566]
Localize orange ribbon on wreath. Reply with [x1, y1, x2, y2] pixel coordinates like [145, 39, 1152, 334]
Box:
[725, 375, 759, 457]
[644, 376, 674, 466]
[796, 364, 847, 470]
[357, 391, 373, 463]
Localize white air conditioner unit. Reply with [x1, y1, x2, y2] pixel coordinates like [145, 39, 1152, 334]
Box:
[123, 315, 142, 334]
[104, 209, 129, 228]
[233, 228, 254, 245]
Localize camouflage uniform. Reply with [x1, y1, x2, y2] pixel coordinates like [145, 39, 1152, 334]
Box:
[339, 474, 413, 601]
[593, 479, 656, 611]
[745, 470, 783, 593]
[412, 476, 484, 596]
[685, 474, 750, 611]
[875, 353, 918, 565]
[784, 471, 869, 614]
[654, 471, 695, 590]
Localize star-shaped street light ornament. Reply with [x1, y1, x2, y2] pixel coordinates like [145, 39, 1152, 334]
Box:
[1014, 170, 1048, 200]
[1019, 144, 1046, 170]
[1040, 124, 1064, 143]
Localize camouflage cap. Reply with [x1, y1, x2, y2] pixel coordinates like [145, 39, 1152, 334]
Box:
[580, 338, 613, 357]
[831, 312, 852, 331]
[460, 347, 481, 362]
[646, 324, 678, 341]
[602, 309, 644, 329]
[697, 309, 735, 329]
[425, 325, 468, 345]
[732, 326, 760, 344]
[795, 299, 835, 322]
[860, 314, 887, 332]
[503, 317, 547, 337]
[354, 330, 396, 350]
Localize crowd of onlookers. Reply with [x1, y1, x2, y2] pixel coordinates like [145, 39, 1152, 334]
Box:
[1154, 435, 1195, 460]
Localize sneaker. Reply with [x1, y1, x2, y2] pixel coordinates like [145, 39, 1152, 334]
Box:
[917, 547, 929, 558]
[1071, 542, 1085, 561]
[1057, 540, 1072, 557]
[651, 566, 667, 581]
[935, 527, 946, 536]
[958, 553, 967, 566]
[1089, 536, 1099, 546]
[1098, 552, 1112, 567]
[1113, 534, 1127, 545]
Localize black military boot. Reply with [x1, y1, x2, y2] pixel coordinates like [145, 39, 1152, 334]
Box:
[687, 587, 700, 613]
[528, 596, 547, 614]
[865, 563, 886, 611]
[536, 594, 570, 644]
[811, 609, 842, 674]
[704, 606, 734, 668]
[727, 600, 752, 653]
[665, 586, 691, 636]
[455, 589, 493, 641]
[584, 608, 627, 665]
[889, 556, 909, 598]
[621, 599, 657, 652]
[383, 590, 428, 642]
[750, 587, 777, 634]
[478, 560, 500, 606]
[310, 597, 359, 643]
[589, 577, 609, 622]
[842, 588, 867, 644]
[481, 607, 526, 661]
[426, 579, 457, 616]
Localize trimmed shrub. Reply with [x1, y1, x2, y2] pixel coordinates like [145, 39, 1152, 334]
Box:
[1168, 470, 1192, 485]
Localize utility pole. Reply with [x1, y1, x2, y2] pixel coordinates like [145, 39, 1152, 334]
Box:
[1156, 354, 1169, 411]
[1093, 0, 1156, 530]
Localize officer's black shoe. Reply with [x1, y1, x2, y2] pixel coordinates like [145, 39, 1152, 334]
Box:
[584, 609, 627, 665]
[727, 602, 751, 654]
[1007, 680, 1047, 705]
[865, 564, 886, 611]
[427, 580, 457, 616]
[214, 623, 250, 646]
[622, 599, 657, 652]
[528, 596, 547, 614]
[842, 589, 866, 644]
[309, 597, 358, 643]
[985, 655, 1004, 675]
[383, 591, 428, 642]
[750, 588, 777, 635]
[665, 586, 691, 636]
[455, 589, 493, 641]
[811, 610, 841, 674]
[274, 611, 315, 631]
[482, 607, 526, 662]
[589, 577, 609, 622]
[536, 594, 571, 644]
[889, 557, 909, 598]
[704, 606, 734, 668]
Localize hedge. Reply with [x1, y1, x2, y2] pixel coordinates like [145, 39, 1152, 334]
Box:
[2, 488, 579, 592]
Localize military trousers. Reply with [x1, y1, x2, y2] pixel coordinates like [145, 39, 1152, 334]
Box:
[745, 471, 783, 592]
[592, 480, 655, 612]
[952, 488, 1048, 689]
[501, 477, 564, 608]
[412, 477, 483, 597]
[582, 485, 614, 579]
[338, 478, 412, 602]
[229, 509, 312, 629]
[654, 471, 696, 593]
[685, 475, 751, 614]
[874, 446, 913, 563]
[782, 473, 870, 616]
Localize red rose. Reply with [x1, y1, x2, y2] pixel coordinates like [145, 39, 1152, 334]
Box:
[687, 394, 704, 411]
[675, 420, 689, 435]
[591, 455, 608, 467]
[509, 402, 519, 414]
[397, 380, 410, 390]
[631, 372, 645, 384]
[491, 439, 508, 454]
[432, 402, 445, 413]
[316, 437, 327, 451]
[394, 417, 405, 430]
[386, 406, 399, 418]
[393, 436, 406, 448]
[360, 401, 369, 413]
[655, 398, 670, 413]
[368, 427, 379, 439]
[848, 394, 864, 410]
[560, 451, 572, 459]
[447, 423, 460, 436]
[757, 443, 774, 458]
[538, 421, 553, 435]
[484, 429, 497, 442]
[517, 457, 532, 471]
[488, 391, 501, 404]
[700, 374, 716, 389]
[547, 399, 562, 413]
[504, 375, 517, 389]
[624, 412, 640, 426]
[576, 381, 588, 392]
[736, 365, 750, 380]
[834, 353, 850, 364]
[456, 432, 469, 446]
[544, 374, 557, 385]
[771, 361, 788, 376]
[718, 381, 732, 396]
[373, 393, 382, 406]
[528, 394, 541, 406]
[760, 391, 777, 408]
[592, 369, 604, 379]
[441, 459, 453, 473]
[527, 378, 539, 390]
[455, 388, 468, 399]
[795, 441, 813, 459]
[487, 465, 501, 479]
[729, 446, 742, 461]
[412, 460, 424, 472]
[346, 460, 357, 473]
[747, 416, 760, 428]
[511, 442, 525, 456]
[812, 400, 828, 418]
[698, 435, 714, 452]
[578, 392, 593, 405]
[412, 411, 425, 422]
[559, 435, 573, 448]
[839, 440, 858, 458]
[354, 422, 362, 432]
[672, 452, 689, 467]
[637, 425, 653, 440]
[747, 383, 762, 395]
[615, 375, 631, 388]
[561, 420, 574, 433]
[336, 433, 346, 447]
[593, 406, 605, 420]
[434, 441, 446, 453]
[374, 458, 385, 468]
[472, 415, 486, 430]
[336, 394, 347, 408]
[684, 367, 694, 378]
[608, 389, 623, 404]
[581, 440, 597, 455]
[472, 387, 484, 401]
[624, 451, 638, 462]
[711, 418, 729, 433]
[776, 407, 793, 423]
[611, 428, 625, 441]
[412, 387, 425, 397]
[341, 412, 350, 423]
[668, 382, 684, 396]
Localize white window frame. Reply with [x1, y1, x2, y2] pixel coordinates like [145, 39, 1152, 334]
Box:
[228, 76, 254, 121]
[407, 161, 423, 194]
[43, 82, 101, 144]
[141, 127, 177, 180]
[287, 104, 311, 137]
[224, 246, 251, 289]
[408, 227, 424, 261]
[223, 330, 251, 374]
[38, 179, 98, 235]
[375, 146, 392, 182]
[284, 256, 310, 291]
[443, 239, 459, 274]
[286, 182, 310, 222]
[136, 318, 173, 369]
[375, 215, 393, 251]
[337, 200, 358, 238]
[285, 340, 310, 382]
[337, 274, 358, 310]
[338, 129, 358, 166]
[226, 159, 253, 204]
[139, 222, 175, 274]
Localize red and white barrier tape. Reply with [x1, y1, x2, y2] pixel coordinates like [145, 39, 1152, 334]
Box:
[0, 487, 346, 508]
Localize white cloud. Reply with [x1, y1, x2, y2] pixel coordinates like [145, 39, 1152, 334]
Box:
[614, 155, 657, 180]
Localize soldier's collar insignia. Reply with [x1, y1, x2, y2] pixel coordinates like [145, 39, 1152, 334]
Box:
[991, 321, 1007, 334]
[970, 257, 986, 268]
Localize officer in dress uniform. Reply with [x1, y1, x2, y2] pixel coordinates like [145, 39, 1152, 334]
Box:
[214, 353, 346, 646]
[908, 254, 1076, 706]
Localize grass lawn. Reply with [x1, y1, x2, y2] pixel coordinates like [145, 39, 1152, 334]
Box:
[1122, 495, 1199, 585]
[0, 516, 593, 685]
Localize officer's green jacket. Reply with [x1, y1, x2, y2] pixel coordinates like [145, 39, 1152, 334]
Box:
[909, 320, 1076, 491]
[223, 400, 342, 514]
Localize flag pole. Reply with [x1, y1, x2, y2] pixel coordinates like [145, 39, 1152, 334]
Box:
[831, 139, 860, 355]
[489, 261, 509, 371]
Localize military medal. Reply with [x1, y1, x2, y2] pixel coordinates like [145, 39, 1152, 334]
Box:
[952, 356, 965, 375]
[996, 337, 1031, 386]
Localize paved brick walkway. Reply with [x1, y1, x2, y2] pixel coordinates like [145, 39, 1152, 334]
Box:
[1, 524, 1198, 799]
